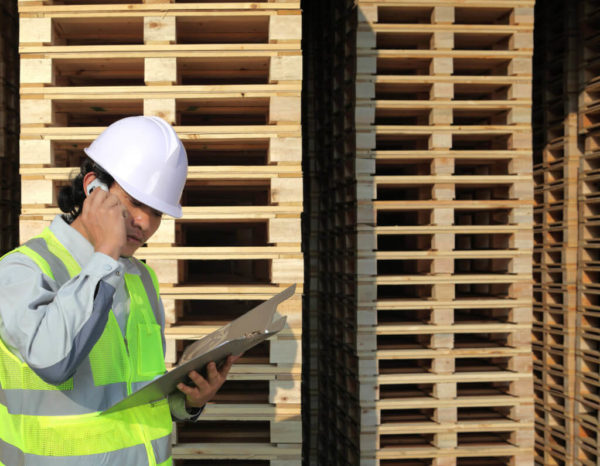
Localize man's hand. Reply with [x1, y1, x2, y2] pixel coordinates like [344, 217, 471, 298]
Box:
[178, 355, 239, 409]
[79, 187, 127, 260]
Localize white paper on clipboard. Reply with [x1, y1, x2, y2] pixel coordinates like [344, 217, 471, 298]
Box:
[101, 284, 296, 415]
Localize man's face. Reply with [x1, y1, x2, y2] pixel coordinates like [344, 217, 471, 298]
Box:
[109, 183, 162, 257]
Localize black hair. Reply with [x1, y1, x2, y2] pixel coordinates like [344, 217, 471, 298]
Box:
[58, 157, 114, 223]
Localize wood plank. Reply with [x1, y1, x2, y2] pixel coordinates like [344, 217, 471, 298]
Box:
[369, 49, 533, 59]
[372, 100, 532, 109]
[371, 150, 531, 160]
[20, 3, 300, 15]
[376, 372, 532, 384]
[375, 274, 530, 284]
[374, 75, 531, 85]
[200, 403, 301, 421]
[20, 205, 303, 218]
[376, 299, 531, 310]
[365, 24, 532, 34]
[376, 395, 532, 410]
[376, 347, 531, 359]
[363, 125, 531, 134]
[136, 246, 301, 260]
[159, 284, 303, 300]
[373, 199, 532, 209]
[20, 165, 301, 178]
[20, 124, 301, 139]
[172, 442, 301, 460]
[374, 225, 531, 234]
[372, 175, 530, 184]
[373, 323, 531, 334]
[21, 84, 301, 98]
[355, 1, 534, 8]
[378, 420, 534, 434]
[20, 44, 301, 54]
[375, 445, 532, 460]
[374, 250, 530, 260]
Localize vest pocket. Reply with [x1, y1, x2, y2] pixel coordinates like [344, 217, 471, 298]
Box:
[136, 323, 165, 378]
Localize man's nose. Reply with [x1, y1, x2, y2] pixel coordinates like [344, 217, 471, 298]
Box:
[130, 208, 149, 230]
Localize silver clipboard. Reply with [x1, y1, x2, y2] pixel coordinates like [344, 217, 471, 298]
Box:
[101, 284, 296, 415]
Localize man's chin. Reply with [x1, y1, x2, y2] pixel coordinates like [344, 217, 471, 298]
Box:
[120, 246, 139, 258]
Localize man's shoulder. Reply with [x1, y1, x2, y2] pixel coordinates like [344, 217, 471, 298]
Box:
[0, 248, 43, 285]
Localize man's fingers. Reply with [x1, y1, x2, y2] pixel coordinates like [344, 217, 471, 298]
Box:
[179, 372, 211, 398]
[87, 185, 109, 205]
[87, 189, 120, 213]
[177, 382, 195, 396]
[189, 371, 209, 389]
[205, 362, 219, 383]
[182, 357, 240, 408]
[231, 354, 243, 364]
[219, 356, 234, 379]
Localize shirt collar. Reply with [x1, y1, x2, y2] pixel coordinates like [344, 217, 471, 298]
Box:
[49, 215, 140, 275]
[50, 215, 94, 266]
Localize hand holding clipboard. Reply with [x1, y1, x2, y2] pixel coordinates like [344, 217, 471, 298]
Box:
[102, 284, 295, 415]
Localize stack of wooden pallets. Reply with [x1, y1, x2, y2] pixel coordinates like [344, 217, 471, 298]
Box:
[531, 0, 600, 463]
[576, 1, 600, 463]
[18, 0, 303, 463]
[354, 1, 535, 464]
[531, 0, 580, 463]
[301, 6, 318, 461]
[0, 0, 19, 255]
[302, 1, 325, 462]
[303, 0, 361, 464]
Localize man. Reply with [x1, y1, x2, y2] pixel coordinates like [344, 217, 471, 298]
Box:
[0, 116, 233, 465]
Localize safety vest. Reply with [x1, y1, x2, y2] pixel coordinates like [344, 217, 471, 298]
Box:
[0, 228, 173, 465]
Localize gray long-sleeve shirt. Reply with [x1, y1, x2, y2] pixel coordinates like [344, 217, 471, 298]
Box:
[0, 215, 195, 420]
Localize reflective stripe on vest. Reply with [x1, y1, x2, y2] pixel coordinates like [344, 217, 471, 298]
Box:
[0, 406, 172, 465]
[0, 228, 172, 464]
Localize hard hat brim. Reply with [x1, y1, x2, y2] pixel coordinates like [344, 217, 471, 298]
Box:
[84, 147, 183, 218]
[114, 173, 184, 218]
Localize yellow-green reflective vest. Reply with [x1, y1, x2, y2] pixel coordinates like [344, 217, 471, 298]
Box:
[0, 228, 173, 465]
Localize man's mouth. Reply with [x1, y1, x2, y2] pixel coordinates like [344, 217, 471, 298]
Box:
[127, 235, 143, 244]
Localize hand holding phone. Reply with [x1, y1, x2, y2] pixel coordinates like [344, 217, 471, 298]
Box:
[81, 177, 126, 260]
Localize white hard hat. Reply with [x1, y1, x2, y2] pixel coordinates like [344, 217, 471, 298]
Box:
[84, 116, 188, 218]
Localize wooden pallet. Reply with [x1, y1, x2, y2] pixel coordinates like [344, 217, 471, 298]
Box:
[0, 0, 20, 256]
[17, 1, 303, 463]
[355, 2, 534, 465]
[532, 0, 580, 462]
[530, 1, 600, 464]
[576, 3, 600, 461]
[301, 0, 362, 463]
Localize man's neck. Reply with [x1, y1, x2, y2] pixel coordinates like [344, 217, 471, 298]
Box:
[70, 217, 90, 245]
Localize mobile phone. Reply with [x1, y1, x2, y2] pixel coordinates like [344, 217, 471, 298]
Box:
[86, 179, 109, 196]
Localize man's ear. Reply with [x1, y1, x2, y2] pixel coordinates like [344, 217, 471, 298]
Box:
[83, 172, 96, 197]
[83, 173, 106, 197]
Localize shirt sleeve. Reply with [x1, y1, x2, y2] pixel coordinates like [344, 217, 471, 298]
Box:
[0, 251, 124, 385]
[168, 391, 204, 422]
[157, 298, 203, 422]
